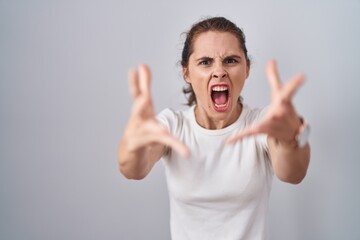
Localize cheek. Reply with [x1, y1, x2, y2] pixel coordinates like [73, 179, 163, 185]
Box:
[191, 70, 209, 82]
[231, 71, 247, 91]
[188, 70, 210, 92]
[192, 82, 206, 98]
[233, 67, 248, 79]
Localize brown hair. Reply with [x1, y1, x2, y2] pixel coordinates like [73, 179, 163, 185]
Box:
[181, 16, 251, 106]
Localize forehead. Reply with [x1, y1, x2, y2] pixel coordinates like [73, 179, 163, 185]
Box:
[191, 31, 243, 57]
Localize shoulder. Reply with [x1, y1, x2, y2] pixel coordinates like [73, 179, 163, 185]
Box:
[156, 107, 192, 133]
[157, 107, 188, 123]
[241, 105, 270, 152]
[242, 105, 268, 125]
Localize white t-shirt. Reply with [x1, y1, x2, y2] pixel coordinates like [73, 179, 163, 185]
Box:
[157, 105, 273, 240]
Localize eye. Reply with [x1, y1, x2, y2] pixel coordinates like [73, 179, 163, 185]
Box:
[197, 57, 212, 66]
[224, 58, 238, 64]
[199, 60, 210, 65]
[198, 59, 212, 65]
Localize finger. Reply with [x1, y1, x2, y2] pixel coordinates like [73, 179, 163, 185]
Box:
[266, 60, 281, 92]
[133, 131, 190, 158]
[137, 122, 190, 158]
[138, 64, 151, 95]
[282, 74, 305, 100]
[226, 125, 264, 144]
[145, 120, 190, 158]
[155, 133, 190, 158]
[131, 93, 153, 117]
[128, 68, 140, 98]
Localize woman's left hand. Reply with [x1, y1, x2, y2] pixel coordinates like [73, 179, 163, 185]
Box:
[227, 60, 304, 144]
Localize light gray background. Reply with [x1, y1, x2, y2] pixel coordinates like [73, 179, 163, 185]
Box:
[1, 0, 359, 239]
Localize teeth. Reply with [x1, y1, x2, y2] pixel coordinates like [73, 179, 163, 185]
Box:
[215, 103, 227, 108]
[212, 86, 228, 91]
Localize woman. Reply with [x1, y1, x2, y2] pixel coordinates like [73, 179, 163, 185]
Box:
[118, 17, 310, 240]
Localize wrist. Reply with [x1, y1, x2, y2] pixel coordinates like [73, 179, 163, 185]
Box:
[295, 117, 310, 148]
[277, 138, 298, 149]
[278, 117, 310, 149]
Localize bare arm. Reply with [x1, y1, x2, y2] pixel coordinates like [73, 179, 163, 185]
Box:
[118, 140, 166, 180]
[118, 65, 189, 180]
[228, 60, 311, 184]
[268, 137, 310, 184]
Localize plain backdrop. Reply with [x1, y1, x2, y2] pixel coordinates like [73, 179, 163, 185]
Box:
[1, 0, 360, 239]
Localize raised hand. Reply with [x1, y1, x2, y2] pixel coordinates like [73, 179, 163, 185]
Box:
[227, 60, 304, 144]
[124, 64, 189, 158]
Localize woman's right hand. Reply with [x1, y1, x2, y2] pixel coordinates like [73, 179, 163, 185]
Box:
[119, 65, 189, 177]
[119, 65, 189, 179]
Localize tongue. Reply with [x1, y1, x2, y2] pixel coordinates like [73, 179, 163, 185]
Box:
[212, 91, 227, 105]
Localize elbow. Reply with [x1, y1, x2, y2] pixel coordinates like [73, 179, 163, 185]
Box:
[276, 170, 307, 185]
[279, 176, 304, 185]
[118, 162, 147, 180]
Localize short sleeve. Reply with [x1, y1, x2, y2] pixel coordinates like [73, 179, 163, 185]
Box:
[254, 107, 269, 153]
[156, 108, 181, 137]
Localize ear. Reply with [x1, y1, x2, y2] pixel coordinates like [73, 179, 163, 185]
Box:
[182, 67, 191, 83]
[245, 64, 250, 79]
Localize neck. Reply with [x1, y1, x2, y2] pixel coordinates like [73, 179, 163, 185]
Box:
[194, 102, 242, 130]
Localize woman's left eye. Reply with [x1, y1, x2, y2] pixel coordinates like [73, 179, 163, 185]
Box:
[225, 58, 237, 64]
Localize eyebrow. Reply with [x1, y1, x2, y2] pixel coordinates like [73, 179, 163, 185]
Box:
[195, 56, 213, 62]
[223, 55, 242, 60]
[195, 55, 242, 62]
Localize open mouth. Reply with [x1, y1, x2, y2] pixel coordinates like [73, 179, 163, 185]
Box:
[210, 84, 230, 112]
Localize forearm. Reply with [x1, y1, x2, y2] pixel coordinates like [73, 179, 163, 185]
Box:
[118, 136, 166, 180]
[118, 138, 150, 180]
[268, 137, 310, 184]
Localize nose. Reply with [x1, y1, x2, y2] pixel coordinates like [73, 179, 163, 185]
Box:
[212, 66, 227, 79]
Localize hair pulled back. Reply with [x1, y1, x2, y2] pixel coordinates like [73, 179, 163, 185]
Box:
[181, 17, 251, 106]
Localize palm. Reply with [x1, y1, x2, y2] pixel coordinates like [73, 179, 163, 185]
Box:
[228, 60, 304, 143]
[126, 65, 189, 157]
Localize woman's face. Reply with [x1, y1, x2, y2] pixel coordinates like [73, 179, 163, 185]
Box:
[183, 31, 249, 127]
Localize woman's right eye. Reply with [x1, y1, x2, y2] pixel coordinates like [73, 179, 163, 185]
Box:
[199, 60, 209, 65]
[198, 58, 212, 65]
